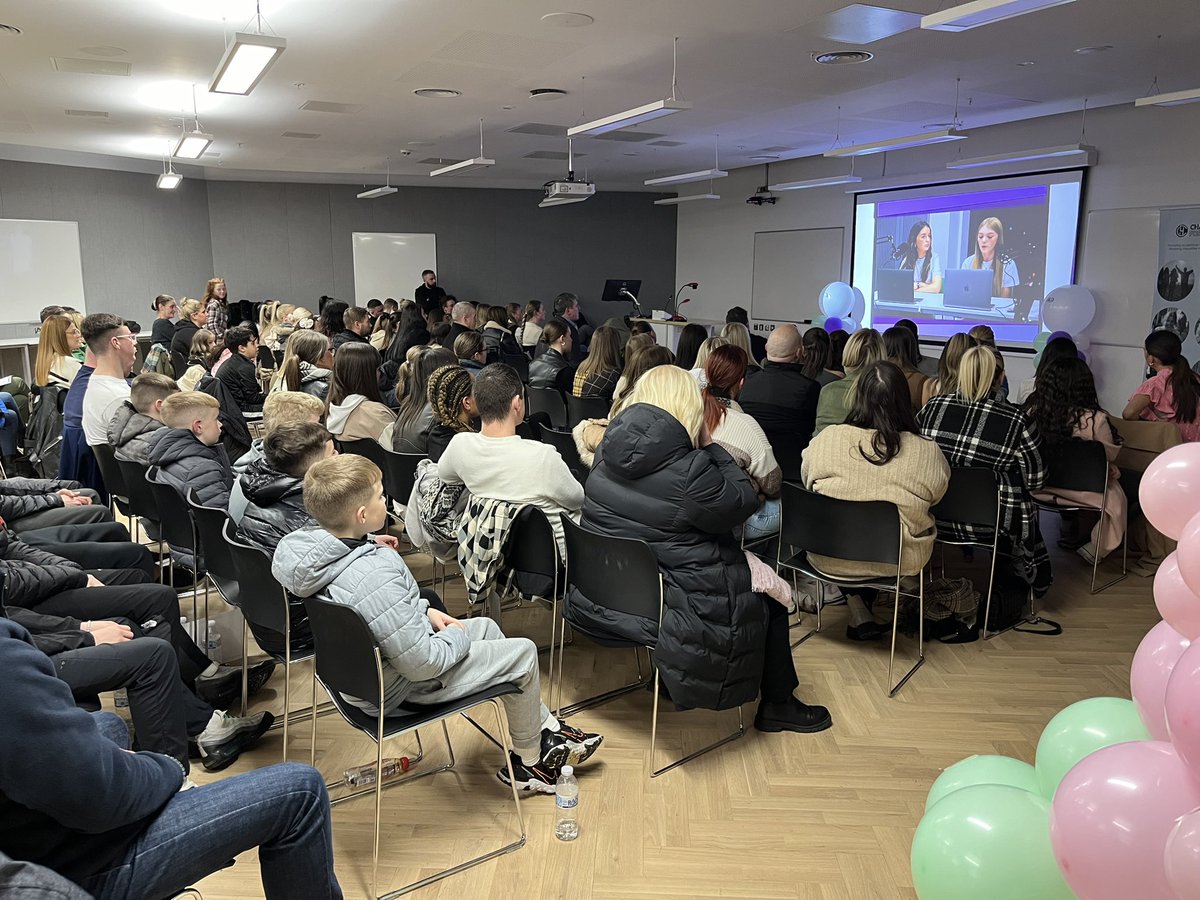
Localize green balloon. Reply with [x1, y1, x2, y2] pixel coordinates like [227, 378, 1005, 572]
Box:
[911, 784, 1073, 900]
[1034, 330, 1051, 353]
[1035, 696, 1151, 798]
[925, 755, 1039, 811]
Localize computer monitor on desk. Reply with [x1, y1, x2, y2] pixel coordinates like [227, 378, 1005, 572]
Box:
[875, 268, 916, 305]
[601, 279, 642, 303]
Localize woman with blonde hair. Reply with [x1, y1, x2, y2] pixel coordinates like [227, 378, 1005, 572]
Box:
[813, 328, 886, 436]
[271, 329, 332, 399]
[178, 329, 219, 391]
[720, 322, 762, 370]
[171, 298, 208, 358]
[202, 276, 230, 338]
[269, 305, 311, 353]
[34, 315, 84, 388]
[961, 216, 1019, 299]
[921, 332, 975, 406]
[689, 335, 730, 388]
[571, 325, 622, 403]
[566, 363, 832, 731]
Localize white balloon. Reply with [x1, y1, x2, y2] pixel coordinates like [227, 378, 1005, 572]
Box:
[850, 286, 866, 323]
[1074, 334, 1091, 352]
[819, 282, 854, 318]
[1042, 284, 1097, 335]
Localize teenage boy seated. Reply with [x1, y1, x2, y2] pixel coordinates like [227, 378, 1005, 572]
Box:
[0, 619, 342, 899]
[274, 454, 603, 794]
[108, 373, 179, 466]
[215, 325, 264, 413]
[438, 363, 584, 554]
[147, 392, 233, 509]
[229, 390, 325, 524]
[0, 475, 111, 533]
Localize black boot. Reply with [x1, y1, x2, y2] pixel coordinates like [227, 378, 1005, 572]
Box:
[754, 696, 833, 734]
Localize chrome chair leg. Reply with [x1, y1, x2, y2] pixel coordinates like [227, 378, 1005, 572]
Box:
[648, 662, 746, 779]
[887, 573, 925, 698]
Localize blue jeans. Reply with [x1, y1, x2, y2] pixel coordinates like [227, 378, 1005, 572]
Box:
[743, 497, 781, 541]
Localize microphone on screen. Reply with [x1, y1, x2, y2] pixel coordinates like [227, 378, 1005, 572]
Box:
[891, 241, 910, 260]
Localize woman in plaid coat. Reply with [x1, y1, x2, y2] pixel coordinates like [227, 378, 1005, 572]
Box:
[918, 345, 1050, 596]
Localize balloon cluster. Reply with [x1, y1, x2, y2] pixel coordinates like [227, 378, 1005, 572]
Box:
[911, 443, 1200, 899]
[1037, 284, 1096, 361]
[817, 282, 862, 333]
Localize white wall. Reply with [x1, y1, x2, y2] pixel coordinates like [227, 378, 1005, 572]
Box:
[675, 102, 1200, 411]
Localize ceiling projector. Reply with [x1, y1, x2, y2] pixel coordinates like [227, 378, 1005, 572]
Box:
[540, 178, 595, 206]
[746, 186, 777, 206]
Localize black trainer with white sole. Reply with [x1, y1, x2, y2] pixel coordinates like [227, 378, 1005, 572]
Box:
[195, 660, 276, 710]
[496, 752, 560, 794]
[550, 720, 603, 766]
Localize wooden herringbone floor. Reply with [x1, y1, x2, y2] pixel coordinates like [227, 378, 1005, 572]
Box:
[186, 521, 1157, 900]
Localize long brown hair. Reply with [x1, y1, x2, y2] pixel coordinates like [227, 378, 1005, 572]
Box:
[612, 345, 674, 414]
[325, 342, 384, 410]
[844, 361, 921, 465]
[702, 344, 748, 433]
[201, 277, 226, 307]
[575, 325, 621, 381]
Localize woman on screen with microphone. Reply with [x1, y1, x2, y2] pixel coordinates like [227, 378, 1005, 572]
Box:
[900, 220, 943, 293]
[961, 216, 1019, 298]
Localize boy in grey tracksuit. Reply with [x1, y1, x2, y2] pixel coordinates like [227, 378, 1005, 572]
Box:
[274, 453, 603, 794]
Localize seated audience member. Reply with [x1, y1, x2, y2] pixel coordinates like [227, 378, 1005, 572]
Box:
[568, 365, 832, 733]
[506, 302, 523, 329]
[628, 319, 655, 343]
[800, 327, 842, 387]
[0, 618, 339, 899]
[108, 373, 179, 465]
[1015, 335, 1078, 404]
[517, 300, 546, 349]
[895, 318, 939, 378]
[366, 298, 383, 327]
[919, 346, 1051, 599]
[275, 454, 603, 794]
[56, 347, 97, 488]
[81, 314, 136, 452]
[150, 294, 177, 347]
[969, 325, 1009, 399]
[370, 311, 396, 353]
[430, 321, 452, 349]
[390, 305, 433, 360]
[324, 344, 396, 443]
[0, 475, 111, 533]
[34, 314, 84, 389]
[572, 325, 622, 403]
[445, 301, 478, 351]
[1124, 330, 1200, 442]
[702, 345, 782, 540]
[439, 363, 584, 553]
[738, 324, 820, 481]
[815, 328, 885, 437]
[921, 331, 975, 406]
[804, 361, 951, 640]
[269, 304, 311, 354]
[673, 323, 709, 372]
[330, 306, 372, 354]
[427, 365, 479, 462]
[688, 336, 730, 389]
[726, 306, 767, 362]
[721, 322, 762, 371]
[169, 297, 208, 360]
[216, 325, 264, 413]
[1026, 356, 1127, 565]
[178, 328, 218, 391]
[230, 391, 325, 523]
[575, 344, 676, 467]
[393, 346, 456, 454]
[528, 320, 575, 393]
[828, 329, 849, 376]
[455, 331, 488, 374]
[551, 292, 586, 363]
[615, 333, 655, 396]
[147, 392, 233, 509]
[883, 325, 930, 411]
[482, 305, 525, 368]
[316, 300, 348, 341]
[271, 330, 333, 400]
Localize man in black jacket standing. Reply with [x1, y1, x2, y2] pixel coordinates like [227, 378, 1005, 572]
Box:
[414, 268, 446, 313]
[738, 324, 819, 481]
[215, 326, 263, 413]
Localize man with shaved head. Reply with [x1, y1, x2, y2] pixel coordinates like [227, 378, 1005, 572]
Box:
[737, 324, 819, 481]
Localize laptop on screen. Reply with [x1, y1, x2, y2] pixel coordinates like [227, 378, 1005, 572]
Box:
[875, 268, 916, 304]
[942, 268, 995, 310]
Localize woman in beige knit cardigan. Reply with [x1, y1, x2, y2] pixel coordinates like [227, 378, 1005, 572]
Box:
[802, 360, 950, 641]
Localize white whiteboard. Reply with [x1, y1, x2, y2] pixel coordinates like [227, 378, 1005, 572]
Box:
[0, 219, 86, 324]
[351, 232, 437, 306]
[751, 227, 845, 323]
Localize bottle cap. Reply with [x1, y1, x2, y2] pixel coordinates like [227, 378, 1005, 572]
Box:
[561, 765, 574, 777]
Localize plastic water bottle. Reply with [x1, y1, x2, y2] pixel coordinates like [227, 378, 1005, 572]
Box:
[204, 619, 221, 654]
[555, 765, 579, 841]
[344, 756, 410, 787]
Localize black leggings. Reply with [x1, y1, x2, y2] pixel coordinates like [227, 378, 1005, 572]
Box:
[759, 597, 801, 703]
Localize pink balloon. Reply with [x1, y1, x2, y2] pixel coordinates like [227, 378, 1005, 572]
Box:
[1165, 808, 1200, 899]
[1156, 551, 1200, 640]
[1166, 642, 1200, 773]
[1141, 443, 1200, 540]
[1050, 741, 1200, 900]
[1132, 620, 1192, 740]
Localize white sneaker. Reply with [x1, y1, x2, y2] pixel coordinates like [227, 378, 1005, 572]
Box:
[179, 778, 198, 792]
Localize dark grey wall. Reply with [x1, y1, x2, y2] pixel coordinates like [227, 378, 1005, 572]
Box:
[205, 181, 678, 314]
[0, 159, 215, 327]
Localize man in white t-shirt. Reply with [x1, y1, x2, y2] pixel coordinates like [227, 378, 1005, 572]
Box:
[438, 362, 583, 553]
[81, 313, 137, 447]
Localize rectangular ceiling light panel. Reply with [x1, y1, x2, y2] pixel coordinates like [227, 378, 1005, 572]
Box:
[769, 174, 864, 191]
[1135, 87, 1200, 108]
[644, 168, 728, 187]
[921, 0, 1075, 31]
[824, 128, 966, 157]
[653, 193, 721, 205]
[429, 157, 496, 177]
[946, 143, 1095, 169]
[567, 99, 692, 137]
[157, 172, 182, 190]
[209, 32, 286, 95]
[173, 131, 214, 159]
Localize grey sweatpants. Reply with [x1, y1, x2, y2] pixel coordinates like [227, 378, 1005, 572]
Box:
[404, 617, 552, 760]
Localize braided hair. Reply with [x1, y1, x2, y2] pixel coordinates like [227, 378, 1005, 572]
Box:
[428, 364, 475, 431]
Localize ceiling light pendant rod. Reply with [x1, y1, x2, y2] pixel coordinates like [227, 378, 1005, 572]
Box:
[671, 36, 679, 101]
[953, 77, 962, 128]
[568, 137, 575, 177]
[479, 117, 485, 157]
[1079, 96, 1087, 142]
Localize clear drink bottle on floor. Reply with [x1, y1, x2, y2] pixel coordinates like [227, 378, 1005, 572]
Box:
[344, 756, 410, 787]
[555, 765, 579, 841]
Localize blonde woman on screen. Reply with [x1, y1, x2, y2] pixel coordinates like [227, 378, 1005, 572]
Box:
[961, 216, 1019, 299]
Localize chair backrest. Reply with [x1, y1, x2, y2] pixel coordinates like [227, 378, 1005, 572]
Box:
[526, 387, 566, 428]
[92, 444, 129, 501]
[503, 505, 559, 577]
[303, 594, 384, 707]
[187, 491, 238, 583]
[378, 447, 424, 506]
[932, 467, 999, 529]
[222, 519, 289, 634]
[116, 458, 161, 523]
[561, 515, 661, 622]
[565, 393, 608, 427]
[1042, 438, 1109, 494]
[780, 482, 901, 567]
[538, 425, 588, 485]
[145, 468, 197, 552]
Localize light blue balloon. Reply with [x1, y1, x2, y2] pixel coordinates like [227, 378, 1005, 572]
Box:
[820, 281, 855, 317]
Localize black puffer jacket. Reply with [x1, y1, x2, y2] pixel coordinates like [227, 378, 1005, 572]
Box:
[565, 402, 767, 711]
[0, 477, 79, 524]
[171, 318, 199, 359]
[0, 529, 86, 609]
[146, 428, 233, 509]
[108, 401, 165, 465]
[236, 459, 312, 553]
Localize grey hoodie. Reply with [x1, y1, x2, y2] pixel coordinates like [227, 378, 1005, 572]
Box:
[107, 401, 165, 466]
[273, 527, 470, 711]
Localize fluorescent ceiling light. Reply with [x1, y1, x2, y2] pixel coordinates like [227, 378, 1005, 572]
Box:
[538, 196, 590, 208]
[429, 156, 495, 177]
[946, 143, 1095, 169]
[209, 32, 286, 95]
[172, 129, 214, 159]
[653, 193, 720, 206]
[769, 174, 864, 191]
[568, 99, 692, 137]
[157, 171, 182, 190]
[357, 185, 398, 199]
[921, 0, 1075, 31]
[644, 167, 727, 187]
[824, 128, 966, 157]
[1135, 87, 1200, 108]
